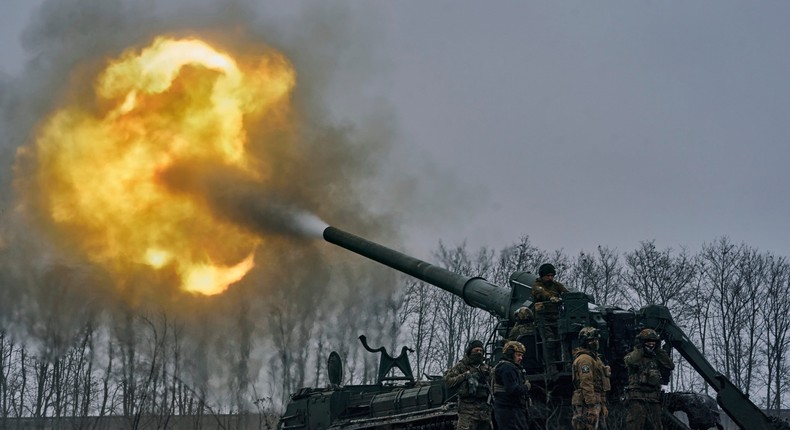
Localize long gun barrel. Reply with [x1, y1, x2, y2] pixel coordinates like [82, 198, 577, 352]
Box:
[323, 226, 514, 319]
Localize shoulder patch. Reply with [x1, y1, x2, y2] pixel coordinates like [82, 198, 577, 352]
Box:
[581, 364, 591, 373]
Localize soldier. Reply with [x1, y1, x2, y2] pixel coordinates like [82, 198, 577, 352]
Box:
[624, 328, 675, 430]
[446, 340, 493, 430]
[508, 306, 535, 341]
[531, 263, 569, 303]
[531, 263, 568, 365]
[571, 327, 611, 430]
[492, 341, 531, 430]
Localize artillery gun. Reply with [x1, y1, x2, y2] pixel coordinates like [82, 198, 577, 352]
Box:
[279, 226, 789, 430]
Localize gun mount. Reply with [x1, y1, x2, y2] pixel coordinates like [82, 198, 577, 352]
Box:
[279, 226, 789, 430]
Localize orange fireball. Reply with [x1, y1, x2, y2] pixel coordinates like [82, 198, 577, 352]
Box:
[32, 36, 296, 295]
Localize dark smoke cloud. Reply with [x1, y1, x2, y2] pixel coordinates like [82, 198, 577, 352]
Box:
[159, 161, 329, 239]
[0, 0, 409, 408]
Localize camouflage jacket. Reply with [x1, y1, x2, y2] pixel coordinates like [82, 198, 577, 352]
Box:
[508, 321, 535, 340]
[531, 279, 568, 303]
[445, 356, 493, 402]
[624, 346, 674, 401]
[571, 347, 610, 406]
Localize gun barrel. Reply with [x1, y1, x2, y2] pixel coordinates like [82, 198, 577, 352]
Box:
[323, 226, 511, 318]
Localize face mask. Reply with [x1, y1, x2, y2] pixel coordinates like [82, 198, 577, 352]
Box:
[470, 352, 484, 364]
[587, 340, 599, 351]
[643, 344, 656, 355]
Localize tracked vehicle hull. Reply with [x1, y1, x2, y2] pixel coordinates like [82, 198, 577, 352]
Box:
[280, 379, 458, 429]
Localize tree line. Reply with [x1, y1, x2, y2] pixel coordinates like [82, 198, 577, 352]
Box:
[0, 235, 788, 424]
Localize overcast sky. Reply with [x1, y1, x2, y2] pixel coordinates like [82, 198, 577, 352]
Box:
[2, 0, 789, 264]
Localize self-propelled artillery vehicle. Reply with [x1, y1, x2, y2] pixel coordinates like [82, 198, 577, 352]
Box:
[279, 226, 789, 430]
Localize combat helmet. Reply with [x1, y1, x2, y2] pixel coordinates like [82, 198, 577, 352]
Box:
[514, 306, 533, 322]
[578, 327, 601, 343]
[502, 340, 526, 356]
[637, 328, 660, 341]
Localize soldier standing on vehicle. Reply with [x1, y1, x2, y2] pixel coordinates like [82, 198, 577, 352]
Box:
[571, 327, 611, 430]
[531, 263, 568, 365]
[531, 263, 569, 303]
[624, 328, 675, 430]
[508, 306, 535, 341]
[492, 341, 531, 430]
[445, 340, 493, 430]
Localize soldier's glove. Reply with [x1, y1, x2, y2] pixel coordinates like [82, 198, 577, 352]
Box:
[550, 297, 561, 303]
[602, 404, 609, 418]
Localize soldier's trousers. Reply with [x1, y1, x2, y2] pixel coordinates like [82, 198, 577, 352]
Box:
[536, 311, 562, 364]
[626, 399, 662, 430]
[455, 412, 492, 430]
[493, 404, 528, 430]
[572, 403, 602, 429]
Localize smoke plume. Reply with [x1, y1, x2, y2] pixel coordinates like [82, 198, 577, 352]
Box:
[0, 0, 407, 409]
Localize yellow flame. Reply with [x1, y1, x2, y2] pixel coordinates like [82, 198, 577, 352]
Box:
[33, 36, 296, 295]
[183, 253, 256, 295]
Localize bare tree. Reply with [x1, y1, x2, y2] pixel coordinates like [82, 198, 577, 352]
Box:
[622, 240, 695, 313]
[115, 308, 139, 418]
[72, 321, 97, 418]
[759, 254, 790, 410]
[697, 237, 740, 378]
[398, 277, 442, 378]
[567, 246, 625, 306]
[230, 297, 254, 413]
[432, 242, 495, 372]
[268, 305, 295, 408]
[0, 331, 23, 421]
[679, 253, 717, 394]
[732, 247, 767, 394]
[493, 235, 550, 284]
[312, 313, 327, 388]
[98, 326, 119, 417]
[697, 237, 767, 397]
[0, 331, 10, 420]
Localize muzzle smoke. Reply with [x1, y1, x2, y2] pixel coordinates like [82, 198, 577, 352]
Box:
[159, 162, 329, 240]
[0, 0, 404, 409]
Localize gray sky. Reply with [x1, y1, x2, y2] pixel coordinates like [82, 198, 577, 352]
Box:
[2, 0, 789, 263]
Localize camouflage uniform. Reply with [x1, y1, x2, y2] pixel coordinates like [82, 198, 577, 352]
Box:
[624, 333, 674, 430]
[446, 350, 493, 430]
[508, 307, 535, 341]
[571, 346, 610, 429]
[508, 322, 535, 340]
[530, 278, 569, 303]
